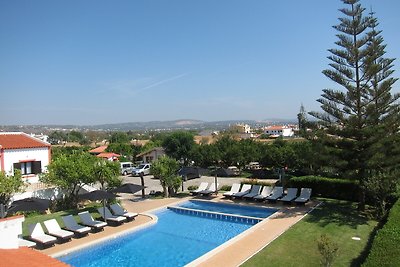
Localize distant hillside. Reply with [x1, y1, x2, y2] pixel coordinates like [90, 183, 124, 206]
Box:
[0, 118, 296, 133]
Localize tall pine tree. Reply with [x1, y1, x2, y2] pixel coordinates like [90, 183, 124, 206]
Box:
[309, 0, 399, 210]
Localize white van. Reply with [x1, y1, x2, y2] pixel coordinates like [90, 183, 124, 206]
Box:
[120, 162, 135, 176]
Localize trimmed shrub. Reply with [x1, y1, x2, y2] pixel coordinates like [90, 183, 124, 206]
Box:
[363, 198, 400, 267]
[219, 185, 231, 192]
[288, 176, 359, 201]
[187, 185, 198, 191]
[241, 179, 276, 187]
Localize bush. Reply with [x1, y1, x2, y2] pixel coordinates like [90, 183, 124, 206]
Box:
[187, 185, 198, 191]
[219, 185, 231, 191]
[362, 198, 400, 267]
[288, 176, 359, 201]
[241, 179, 276, 187]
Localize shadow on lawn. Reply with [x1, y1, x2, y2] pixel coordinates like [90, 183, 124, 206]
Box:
[305, 198, 370, 229]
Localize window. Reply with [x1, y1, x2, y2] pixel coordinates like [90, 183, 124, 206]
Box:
[13, 161, 42, 175]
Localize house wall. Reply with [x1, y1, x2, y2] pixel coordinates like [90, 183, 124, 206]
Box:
[142, 150, 165, 163]
[0, 215, 24, 249]
[282, 128, 294, 137]
[2, 147, 50, 183]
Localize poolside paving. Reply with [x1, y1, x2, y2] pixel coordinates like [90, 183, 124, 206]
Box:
[35, 195, 318, 267]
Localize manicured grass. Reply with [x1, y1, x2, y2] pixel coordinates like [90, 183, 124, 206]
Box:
[242, 199, 377, 267]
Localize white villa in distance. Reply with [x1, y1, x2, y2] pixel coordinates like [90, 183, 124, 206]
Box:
[264, 125, 295, 138]
[0, 132, 51, 183]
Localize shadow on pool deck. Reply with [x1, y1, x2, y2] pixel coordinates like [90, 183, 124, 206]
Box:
[39, 195, 318, 266]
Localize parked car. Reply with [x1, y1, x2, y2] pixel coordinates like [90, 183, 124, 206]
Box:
[227, 166, 240, 176]
[132, 163, 151, 176]
[178, 166, 207, 180]
[120, 162, 135, 176]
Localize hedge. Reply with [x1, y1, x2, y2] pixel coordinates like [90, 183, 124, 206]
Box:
[287, 175, 359, 201]
[363, 198, 400, 267]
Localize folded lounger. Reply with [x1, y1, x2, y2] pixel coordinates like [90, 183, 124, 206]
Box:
[110, 203, 138, 220]
[62, 215, 92, 236]
[232, 184, 252, 198]
[43, 219, 75, 241]
[253, 186, 273, 201]
[28, 223, 57, 248]
[223, 183, 241, 198]
[78, 211, 107, 231]
[265, 186, 284, 202]
[199, 182, 219, 196]
[190, 182, 209, 195]
[243, 185, 262, 199]
[294, 188, 312, 204]
[97, 207, 127, 225]
[279, 188, 299, 203]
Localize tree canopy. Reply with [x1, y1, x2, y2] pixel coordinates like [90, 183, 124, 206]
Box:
[309, 0, 399, 210]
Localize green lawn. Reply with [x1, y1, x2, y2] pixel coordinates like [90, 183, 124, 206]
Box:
[21, 203, 102, 237]
[242, 199, 377, 267]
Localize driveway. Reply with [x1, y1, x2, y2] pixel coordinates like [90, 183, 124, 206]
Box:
[121, 174, 277, 196]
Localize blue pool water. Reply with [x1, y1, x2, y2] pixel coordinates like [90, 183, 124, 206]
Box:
[178, 200, 277, 218]
[59, 201, 276, 267]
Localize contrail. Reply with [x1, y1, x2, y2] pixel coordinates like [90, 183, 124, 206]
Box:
[134, 73, 188, 94]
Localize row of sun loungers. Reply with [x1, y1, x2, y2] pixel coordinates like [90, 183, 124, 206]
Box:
[190, 182, 219, 196]
[190, 181, 312, 204]
[25, 203, 137, 249]
[223, 183, 312, 204]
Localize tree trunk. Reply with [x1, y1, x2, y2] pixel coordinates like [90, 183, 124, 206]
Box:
[358, 183, 366, 211]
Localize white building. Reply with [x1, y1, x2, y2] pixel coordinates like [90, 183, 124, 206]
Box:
[264, 125, 295, 137]
[137, 147, 165, 163]
[0, 132, 51, 183]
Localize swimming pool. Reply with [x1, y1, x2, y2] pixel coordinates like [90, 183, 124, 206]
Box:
[59, 201, 277, 267]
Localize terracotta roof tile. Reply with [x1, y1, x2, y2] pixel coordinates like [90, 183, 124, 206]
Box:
[0, 132, 50, 149]
[0, 247, 69, 267]
[89, 145, 107, 154]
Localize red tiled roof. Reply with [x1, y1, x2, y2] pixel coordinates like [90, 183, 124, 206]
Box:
[89, 145, 108, 154]
[0, 132, 50, 150]
[97, 152, 120, 158]
[0, 247, 69, 267]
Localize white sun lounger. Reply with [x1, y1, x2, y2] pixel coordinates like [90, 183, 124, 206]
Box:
[279, 188, 298, 203]
[43, 219, 74, 241]
[97, 207, 127, 225]
[78, 211, 107, 230]
[18, 235, 36, 247]
[110, 203, 138, 220]
[243, 185, 262, 199]
[223, 183, 241, 198]
[199, 182, 219, 196]
[28, 223, 57, 248]
[294, 188, 312, 204]
[190, 182, 209, 195]
[266, 186, 284, 202]
[232, 184, 252, 198]
[253, 186, 273, 200]
[62, 215, 91, 236]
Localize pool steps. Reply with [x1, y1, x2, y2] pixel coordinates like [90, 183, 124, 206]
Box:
[167, 206, 262, 225]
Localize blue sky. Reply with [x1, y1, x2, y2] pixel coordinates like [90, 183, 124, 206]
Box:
[1, 0, 399, 125]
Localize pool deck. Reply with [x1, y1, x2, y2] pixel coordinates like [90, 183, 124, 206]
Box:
[40, 195, 318, 266]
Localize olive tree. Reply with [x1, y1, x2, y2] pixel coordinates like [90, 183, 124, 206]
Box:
[151, 156, 181, 197]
